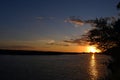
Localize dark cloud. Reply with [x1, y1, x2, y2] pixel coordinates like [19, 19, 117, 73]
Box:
[47, 40, 71, 46]
[65, 18, 84, 26]
[64, 38, 89, 46]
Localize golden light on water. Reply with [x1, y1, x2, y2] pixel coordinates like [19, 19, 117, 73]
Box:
[87, 46, 101, 53]
[89, 54, 98, 80]
[92, 54, 95, 59]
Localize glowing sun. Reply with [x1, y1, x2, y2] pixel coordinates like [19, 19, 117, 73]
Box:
[87, 46, 101, 53]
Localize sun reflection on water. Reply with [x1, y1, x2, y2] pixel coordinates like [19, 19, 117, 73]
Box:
[89, 54, 98, 80]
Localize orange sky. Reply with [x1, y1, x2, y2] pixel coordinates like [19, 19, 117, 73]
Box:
[0, 40, 101, 53]
[0, 0, 114, 53]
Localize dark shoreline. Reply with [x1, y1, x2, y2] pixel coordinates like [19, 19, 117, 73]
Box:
[0, 49, 93, 55]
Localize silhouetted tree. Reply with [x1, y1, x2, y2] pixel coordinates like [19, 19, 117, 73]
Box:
[82, 17, 120, 52]
[67, 2, 120, 53]
[79, 2, 120, 52]
[117, 2, 120, 9]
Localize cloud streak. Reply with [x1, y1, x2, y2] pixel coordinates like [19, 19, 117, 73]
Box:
[46, 40, 72, 46]
[47, 40, 55, 45]
[36, 16, 44, 20]
[36, 16, 55, 21]
[65, 18, 84, 27]
[65, 17, 98, 27]
[63, 38, 89, 46]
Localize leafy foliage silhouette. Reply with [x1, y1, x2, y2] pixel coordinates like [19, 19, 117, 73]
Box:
[68, 2, 120, 53]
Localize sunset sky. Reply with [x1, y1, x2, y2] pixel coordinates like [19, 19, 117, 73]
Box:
[0, 0, 119, 52]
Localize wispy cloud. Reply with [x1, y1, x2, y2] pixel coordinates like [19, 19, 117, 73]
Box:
[36, 16, 55, 21]
[64, 17, 99, 27]
[36, 16, 44, 20]
[65, 18, 84, 27]
[63, 38, 89, 46]
[45, 39, 72, 46]
[47, 40, 55, 45]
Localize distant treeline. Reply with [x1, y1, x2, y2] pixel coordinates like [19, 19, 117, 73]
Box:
[0, 49, 91, 55]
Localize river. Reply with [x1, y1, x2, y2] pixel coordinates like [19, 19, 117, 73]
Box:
[0, 54, 111, 80]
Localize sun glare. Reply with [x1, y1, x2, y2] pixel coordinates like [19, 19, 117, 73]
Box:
[87, 46, 101, 53]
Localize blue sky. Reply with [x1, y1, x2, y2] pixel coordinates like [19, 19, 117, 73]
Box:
[0, 0, 119, 52]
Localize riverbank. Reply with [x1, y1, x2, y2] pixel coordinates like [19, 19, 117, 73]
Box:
[0, 49, 96, 55]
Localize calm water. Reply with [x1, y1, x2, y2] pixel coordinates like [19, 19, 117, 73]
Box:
[0, 54, 111, 80]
